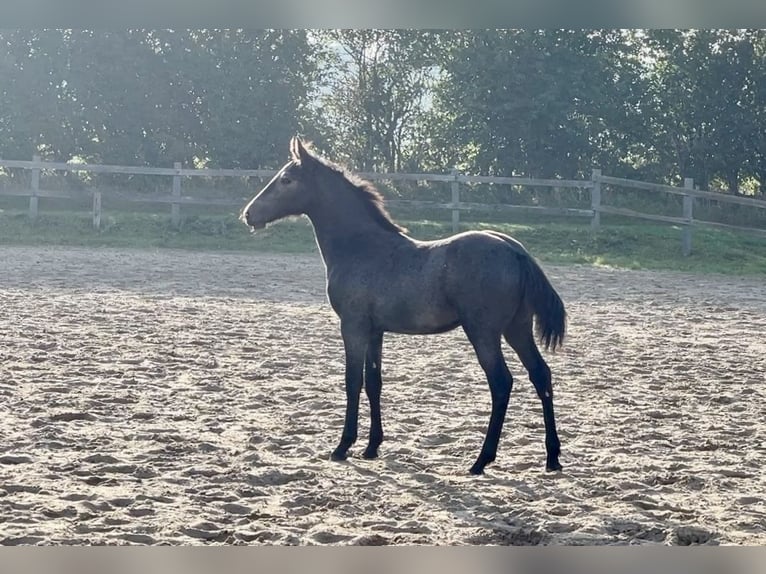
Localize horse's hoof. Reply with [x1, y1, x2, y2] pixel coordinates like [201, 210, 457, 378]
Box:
[469, 464, 485, 475]
[362, 447, 379, 459]
[330, 449, 348, 461]
[546, 461, 563, 472]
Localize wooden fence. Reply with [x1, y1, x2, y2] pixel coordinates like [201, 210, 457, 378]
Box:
[1, 156, 766, 256]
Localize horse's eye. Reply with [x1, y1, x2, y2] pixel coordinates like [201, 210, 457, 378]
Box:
[280, 176, 292, 185]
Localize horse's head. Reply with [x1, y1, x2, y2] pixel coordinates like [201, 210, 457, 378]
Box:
[240, 136, 317, 230]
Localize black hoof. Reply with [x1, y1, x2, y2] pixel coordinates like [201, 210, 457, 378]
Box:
[362, 446, 379, 459]
[546, 461, 563, 472]
[331, 449, 348, 461]
[470, 452, 494, 475]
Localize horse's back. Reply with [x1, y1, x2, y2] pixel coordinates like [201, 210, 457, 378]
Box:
[428, 229, 528, 255]
[433, 229, 529, 277]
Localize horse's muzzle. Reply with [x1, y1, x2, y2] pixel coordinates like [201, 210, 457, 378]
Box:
[241, 209, 266, 230]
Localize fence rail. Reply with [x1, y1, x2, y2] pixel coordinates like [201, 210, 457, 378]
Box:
[598, 174, 766, 210]
[2, 156, 766, 255]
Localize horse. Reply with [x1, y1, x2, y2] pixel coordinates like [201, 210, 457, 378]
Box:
[241, 137, 567, 475]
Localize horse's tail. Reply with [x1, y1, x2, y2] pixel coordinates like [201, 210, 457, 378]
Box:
[521, 254, 567, 351]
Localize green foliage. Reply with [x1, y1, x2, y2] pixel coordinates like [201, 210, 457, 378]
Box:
[311, 29, 439, 172]
[642, 30, 766, 192]
[424, 30, 646, 179]
[2, 29, 766, 200]
[0, 29, 319, 171]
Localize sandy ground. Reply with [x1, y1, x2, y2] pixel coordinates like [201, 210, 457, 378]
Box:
[1, 244, 765, 546]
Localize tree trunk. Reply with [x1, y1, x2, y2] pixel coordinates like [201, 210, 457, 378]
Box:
[756, 168, 766, 196]
[726, 169, 739, 195]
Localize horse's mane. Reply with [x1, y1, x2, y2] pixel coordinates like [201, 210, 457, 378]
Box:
[292, 142, 406, 234]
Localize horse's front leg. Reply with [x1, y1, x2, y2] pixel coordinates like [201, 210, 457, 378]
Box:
[331, 320, 369, 461]
[362, 331, 384, 459]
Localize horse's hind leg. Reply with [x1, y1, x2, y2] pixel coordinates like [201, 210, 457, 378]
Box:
[362, 331, 384, 459]
[505, 324, 562, 472]
[463, 326, 513, 475]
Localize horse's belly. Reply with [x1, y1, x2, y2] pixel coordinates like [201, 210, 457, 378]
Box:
[378, 301, 460, 335]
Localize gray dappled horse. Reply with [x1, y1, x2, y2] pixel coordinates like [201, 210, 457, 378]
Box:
[241, 137, 567, 475]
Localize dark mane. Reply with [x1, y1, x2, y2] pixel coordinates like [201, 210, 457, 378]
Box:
[344, 171, 407, 234]
[293, 143, 406, 234]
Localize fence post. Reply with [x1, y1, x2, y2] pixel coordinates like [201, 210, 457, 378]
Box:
[682, 177, 694, 256]
[451, 168, 460, 233]
[590, 168, 601, 231]
[171, 161, 182, 229]
[30, 154, 41, 221]
[92, 190, 102, 230]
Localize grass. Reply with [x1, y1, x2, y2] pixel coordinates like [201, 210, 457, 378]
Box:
[1, 208, 765, 276]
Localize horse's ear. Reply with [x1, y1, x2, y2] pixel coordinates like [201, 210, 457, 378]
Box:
[294, 137, 314, 167]
[289, 136, 300, 162]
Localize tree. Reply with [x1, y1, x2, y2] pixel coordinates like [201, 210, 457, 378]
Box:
[745, 30, 766, 195]
[313, 29, 438, 172]
[0, 29, 76, 160]
[426, 30, 646, 179]
[643, 29, 764, 193]
[187, 29, 319, 169]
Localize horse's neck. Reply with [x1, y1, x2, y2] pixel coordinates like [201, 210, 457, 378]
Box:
[307, 202, 394, 267]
